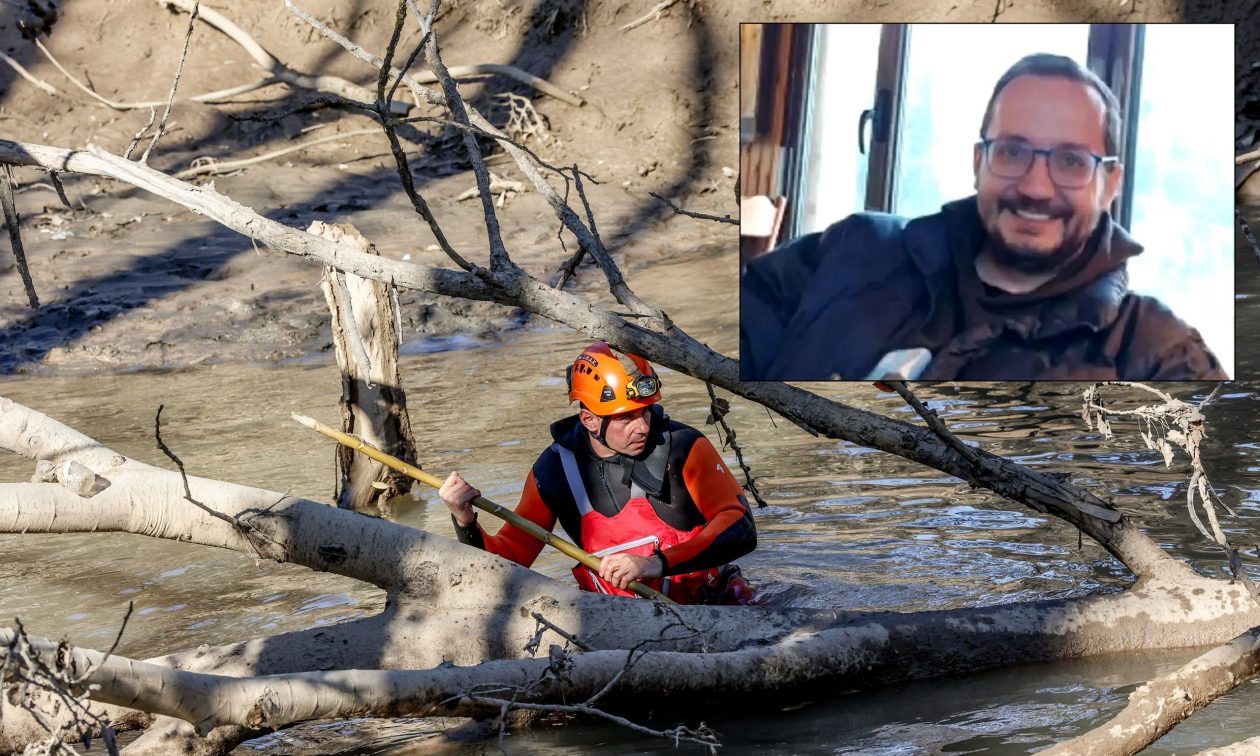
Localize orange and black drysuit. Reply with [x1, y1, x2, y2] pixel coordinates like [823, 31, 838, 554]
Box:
[452, 405, 757, 603]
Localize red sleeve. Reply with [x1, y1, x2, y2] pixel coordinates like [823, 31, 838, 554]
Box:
[475, 470, 554, 567]
[660, 435, 754, 572]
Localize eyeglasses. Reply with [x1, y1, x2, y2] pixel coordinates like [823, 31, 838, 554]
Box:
[979, 137, 1117, 189]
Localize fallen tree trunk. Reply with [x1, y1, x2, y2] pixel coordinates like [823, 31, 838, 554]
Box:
[6, 571, 1260, 745]
[3, 398, 1260, 754]
[1044, 625, 1260, 756]
[20, 594, 1260, 738]
[1200, 736, 1260, 755]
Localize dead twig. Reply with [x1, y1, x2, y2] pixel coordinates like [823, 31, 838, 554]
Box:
[498, 92, 551, 144]
[569, 164, 658, 316]
[705, 383, 767, 508]
[174, 128, 381, 178]
[390, 113, 567, 176]
[524, 612, 594, 655]
[123, 108, 159, 160]
[649, 191, 737, 225]
[140, 0, 199, 164]
[47, 169, 72, 209]
[461, 625, 720, 753]
[2, 616, 122, 756]
[154, 405, 285, 556]
[455, 172, 525, 202]
[0, 50, 56, 94]
[0, 164, 39, 307]
[620, 0, 683, 32]
[361, 0, 470, 271]
[160, 0, 404, 112]
[288, 0, 655, 316]
[1082, 382, 1258, 601]
[412, 64, 583, 107]
[34, 37, 279, 111]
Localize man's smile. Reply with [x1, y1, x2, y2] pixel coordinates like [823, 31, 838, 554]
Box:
[1004, 206, 1063, 234]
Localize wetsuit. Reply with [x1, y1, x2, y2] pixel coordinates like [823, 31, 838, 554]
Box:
[452, 405, 757, 603]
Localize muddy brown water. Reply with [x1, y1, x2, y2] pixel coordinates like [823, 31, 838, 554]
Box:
[3, 232, 1260, 752]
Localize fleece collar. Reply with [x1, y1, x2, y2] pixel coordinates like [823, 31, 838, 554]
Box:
[906, 195, 1144, 339]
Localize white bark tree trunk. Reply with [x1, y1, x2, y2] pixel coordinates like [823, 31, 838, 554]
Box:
[311, 221, 417, 510]
[1044, 625, 1260, 756]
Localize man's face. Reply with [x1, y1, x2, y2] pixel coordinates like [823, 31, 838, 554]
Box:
[973, 75, 1124, 274]
[580, 407, 651, 456]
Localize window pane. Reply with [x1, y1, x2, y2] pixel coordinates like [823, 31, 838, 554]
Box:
[893, 25, 1090, 220]
[1127, 25, 1234, 376]
[797, 24, 881, 234]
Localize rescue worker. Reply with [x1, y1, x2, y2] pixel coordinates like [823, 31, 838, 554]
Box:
[439, 342, 760, 604]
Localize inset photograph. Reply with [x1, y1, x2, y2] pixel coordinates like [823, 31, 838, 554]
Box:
[740, 23, 1234, 381]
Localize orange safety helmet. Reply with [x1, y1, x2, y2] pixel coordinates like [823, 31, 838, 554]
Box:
[566, 342, 662, 416]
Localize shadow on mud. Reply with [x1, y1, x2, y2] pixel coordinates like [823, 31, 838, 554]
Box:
[0, 0, 721, 373]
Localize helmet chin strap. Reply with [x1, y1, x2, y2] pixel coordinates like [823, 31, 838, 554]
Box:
[590, 415, 612, 449]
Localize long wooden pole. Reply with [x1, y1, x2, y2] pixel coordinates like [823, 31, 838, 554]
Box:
[291, 413, 674, 603]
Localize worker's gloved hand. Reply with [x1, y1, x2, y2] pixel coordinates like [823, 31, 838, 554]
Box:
[598, 552, 662, 590]
[439, 471, 480, 527]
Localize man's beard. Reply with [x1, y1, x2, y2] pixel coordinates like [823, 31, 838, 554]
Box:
[985, 197, 1088, 275]
[986, 228, 1082, 274]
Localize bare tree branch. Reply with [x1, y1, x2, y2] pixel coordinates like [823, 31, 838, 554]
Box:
[704, 383, 766, 508]
[2, 617, 122, 756]
[0, 50, 56, 95]
[140, 0, 200, 164]
[174, 128, 382, 179]
[286, 0, 660, 318]
[123, 108, 158, 160]
[154, 404, 284, 556]
[418, 0, 513, 272]
[885, 380, 981, 467]
[159, 0, 407, 114]
[0, 164, 38, 307]
[620, 0, 683, 32]
[33, 36, 280, 111]
[412, 64, 582, 106]
[649, 190, 737, 225]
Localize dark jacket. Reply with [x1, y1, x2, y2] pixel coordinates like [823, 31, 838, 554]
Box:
[740, 196, 1227, 381]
